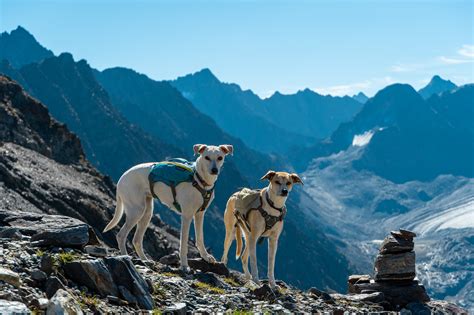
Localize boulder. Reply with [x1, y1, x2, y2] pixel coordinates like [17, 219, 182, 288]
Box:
[104, 256, 154, 310]
[40, 254, 55, 275]
[0, 267, 21, 287]
[163, 302, 187, 315]
[253, 284, 277, 300]
[352, 280, 429, 309]
[194, 272, 228, 288]
[332, 292, 385, 303]
[347, 274, 371, 293]
[46, 289, 83, 315]
[45, 276, 66, 299]
[84, 245, 108, 257]
[0, 300, 29, 314]
[374, 252, 415, 281]
[63, 259, 118, 296]
[31, 224, 90, 248]
[188, 258, 230, 276]
[0, 210, 91, 248]
[159, 252, 180, 266]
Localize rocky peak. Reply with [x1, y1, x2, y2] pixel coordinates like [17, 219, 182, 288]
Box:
[418, 75, 457, 99]
[0, 26, 54, 68]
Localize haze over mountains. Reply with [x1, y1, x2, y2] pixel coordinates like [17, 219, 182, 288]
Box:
[1, 25, 472, 309]
[171, 69, 363, 153]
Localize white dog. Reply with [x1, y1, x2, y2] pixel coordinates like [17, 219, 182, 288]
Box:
[221, 171, 303, 288]
[104, 144, 233, 270]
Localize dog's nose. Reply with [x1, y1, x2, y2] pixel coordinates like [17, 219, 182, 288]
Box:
[281, 189, 288, 196]
[211, 167, 219, 175]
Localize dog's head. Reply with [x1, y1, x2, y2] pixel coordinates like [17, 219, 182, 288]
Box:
[194, 144, 233, 176]
[261, 170, 303, 197]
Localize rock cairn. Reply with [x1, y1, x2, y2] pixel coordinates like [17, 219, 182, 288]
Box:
[348, 229, 430, 311]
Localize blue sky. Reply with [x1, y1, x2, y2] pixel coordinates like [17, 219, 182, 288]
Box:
[1, 0, 473, 97]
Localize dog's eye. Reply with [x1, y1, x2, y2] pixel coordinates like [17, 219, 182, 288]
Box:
[205, 156, 211, 161]
[275, 181, 281, 185]
[217, 156, 223, 161]
[287, 182, 291, 186]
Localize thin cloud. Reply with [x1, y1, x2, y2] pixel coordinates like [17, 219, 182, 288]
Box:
[458, 45, 474, 58]
[314, 77, 394, 97]
[438, 56, 474, 65]
[390, 44, 474, 72]
[439, 44, 474, 65]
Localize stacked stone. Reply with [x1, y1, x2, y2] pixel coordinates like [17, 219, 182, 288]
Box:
[348, 229, 430, 310]
[374, 229, 416, 281]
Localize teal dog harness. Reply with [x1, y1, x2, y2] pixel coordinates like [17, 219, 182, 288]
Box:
[148, 158, 214, 213]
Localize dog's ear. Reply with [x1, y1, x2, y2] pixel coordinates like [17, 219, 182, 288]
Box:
[193, 144, 207, 155]
[219, 144, 234, 156]
[290, 173, 304, 185]
[260, 170, 276, 181]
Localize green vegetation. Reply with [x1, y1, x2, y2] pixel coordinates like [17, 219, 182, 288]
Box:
[194, 281, 225, 294]
[57, 251, 78, 264]
[224, 277, 240, 287]
[161, 272, 179, 277]
[78, 291, 100, 309]
[35, 249, 44, 257]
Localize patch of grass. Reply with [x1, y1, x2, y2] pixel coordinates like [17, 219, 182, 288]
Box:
[161, 272, 179, 277]
[224, 277, 239, 287]
[152, 309, 162, 315]
[79, 291, 100, 309]
[230, 311, 253, 315]
[194, 281, 225, 294]
[35, 249, 44, 257]
[152, 283, 167, 299]
[57, 251, 78, 264]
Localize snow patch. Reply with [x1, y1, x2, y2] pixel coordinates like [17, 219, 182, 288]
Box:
[352, 130, 374, 147]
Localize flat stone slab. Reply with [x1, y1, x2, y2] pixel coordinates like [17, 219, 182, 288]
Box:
[0, 267, 21, 287]
[374, 252, 416, 281]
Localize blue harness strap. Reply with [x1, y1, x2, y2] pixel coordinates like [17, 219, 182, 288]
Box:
[148, 159, 214, 213]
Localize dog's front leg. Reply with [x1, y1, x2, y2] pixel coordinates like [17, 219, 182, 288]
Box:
[248, 235, 259, 283]
[268, 235, 279, 288]
[194, 211, 216, 263]
[180, 214, 193, 271]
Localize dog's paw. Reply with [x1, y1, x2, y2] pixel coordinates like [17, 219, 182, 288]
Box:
[180, 266, 191, 273]
[202, 254, 217, 264]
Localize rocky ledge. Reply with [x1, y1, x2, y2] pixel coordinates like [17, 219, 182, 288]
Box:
[0, 225, 467, 314]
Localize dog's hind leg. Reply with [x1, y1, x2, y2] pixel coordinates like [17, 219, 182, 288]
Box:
[221, 198, 237, 265]
[117, 198, 145, 256]
[132, 196, 153, 261]
[221, 225, 235, 265]
[241, 239, 251, 280]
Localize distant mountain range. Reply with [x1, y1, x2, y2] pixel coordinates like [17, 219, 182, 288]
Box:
[171, 69, 363, 153]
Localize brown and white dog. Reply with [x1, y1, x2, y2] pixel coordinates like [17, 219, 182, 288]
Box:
[221, 171, 303, 288]
[103, 144, 233, 271]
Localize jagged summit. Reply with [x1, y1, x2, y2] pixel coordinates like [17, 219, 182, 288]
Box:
[418, 75, 457, 99]
[352, 91, 369, 104]
[0, 25, 54, 67]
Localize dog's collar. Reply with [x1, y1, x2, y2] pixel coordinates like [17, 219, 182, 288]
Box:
[194, 169, 212, 188]
[265, 191, 286, 212]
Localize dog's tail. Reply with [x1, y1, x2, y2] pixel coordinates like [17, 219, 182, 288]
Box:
[103, 194, 124, 232]
[235, 225, 243, 259]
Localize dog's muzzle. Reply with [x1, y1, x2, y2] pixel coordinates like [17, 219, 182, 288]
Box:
[280, 189, 288, 196]
[211, 167, 219, 175]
